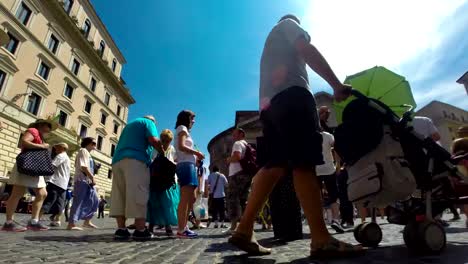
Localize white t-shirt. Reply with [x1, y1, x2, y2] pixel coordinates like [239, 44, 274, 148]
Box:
[260, 18, 311, 111]
[152, 145, 177, 163]
[75, 148, 91, 182]
[316, 132, 336, 176]
[175, 125, 197, 164]
[412, 116, 439, 140]
[49, 152, 71, 190]
[229, 140, 247, 176]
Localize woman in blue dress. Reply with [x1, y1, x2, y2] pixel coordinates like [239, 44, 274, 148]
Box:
[147, 129, 180, 236]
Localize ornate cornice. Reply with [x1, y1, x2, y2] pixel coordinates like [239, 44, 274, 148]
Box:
[0, 53, 19, 74]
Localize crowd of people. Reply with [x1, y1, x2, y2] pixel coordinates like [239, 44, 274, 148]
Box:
[1, 14, 467, 260]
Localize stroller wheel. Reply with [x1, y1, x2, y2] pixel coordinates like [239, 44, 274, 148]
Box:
[354, 222, 382, 247]
[353, 223, 365, 243]
[404, 220, 447, 255]
[417, 220, 446, 255]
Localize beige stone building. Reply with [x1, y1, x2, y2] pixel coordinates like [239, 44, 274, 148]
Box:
[0, 0, 135, 198]
[415, 101, 468, 150]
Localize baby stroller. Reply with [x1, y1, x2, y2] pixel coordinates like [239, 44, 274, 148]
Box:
[334, 89, 468, 255]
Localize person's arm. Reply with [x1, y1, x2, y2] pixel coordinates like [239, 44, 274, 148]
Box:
[227, 151, 241, 163]
[227, 142, 242, 163]
[295, 37, 351, 102]
[20, 132, 48, 150]
[177, 130, 204, 160]
[148, 136, 164, 154]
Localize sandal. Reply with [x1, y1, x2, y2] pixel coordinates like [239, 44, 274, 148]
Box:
[228, 232, 272, 256]
[310, 237, 365, 259]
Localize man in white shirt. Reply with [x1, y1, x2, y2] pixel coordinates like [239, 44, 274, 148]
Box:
[316, 131, 344, 233]
[40, 143, 71, 226]
[412, 116, 441, 143]
[229, 14, 360, 257]
[226, 128, 251, 232]
[207, 166, 228, 228]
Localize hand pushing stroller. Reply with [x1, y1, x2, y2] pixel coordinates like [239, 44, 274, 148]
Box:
[334, 89, 468, 255]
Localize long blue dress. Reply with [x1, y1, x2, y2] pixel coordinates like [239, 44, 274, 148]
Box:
[147, 146, 180, 226]
[147, 184, 180, 226]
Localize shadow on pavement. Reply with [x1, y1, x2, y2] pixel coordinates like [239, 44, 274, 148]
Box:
[24, 234, 173, 243]
[444, 227, 468, 234]
[222, 255, 277, 264]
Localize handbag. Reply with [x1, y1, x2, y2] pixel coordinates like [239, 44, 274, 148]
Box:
[16, 149, 54, 176]
[150, 154, 177, 192]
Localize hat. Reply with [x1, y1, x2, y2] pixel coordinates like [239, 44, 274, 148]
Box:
[54, 142, 69, 150]
[0, 30, 9, 46]
[318, 106, 331, 114]
[28, 118, 58, 131]
[458, 126, 468, 138]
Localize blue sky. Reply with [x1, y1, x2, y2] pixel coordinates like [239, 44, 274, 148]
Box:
[91, 0, 468, 164]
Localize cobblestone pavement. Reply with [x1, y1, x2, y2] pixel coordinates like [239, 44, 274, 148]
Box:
[0, 213, 467, 264]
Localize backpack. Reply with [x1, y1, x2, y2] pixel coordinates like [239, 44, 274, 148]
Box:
[240, 143, 259, 176]
[150, 155, 177, 192]
[346, 126, 417, 208]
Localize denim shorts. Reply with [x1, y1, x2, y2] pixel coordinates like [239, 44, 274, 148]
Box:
[176, 162, 198, 187]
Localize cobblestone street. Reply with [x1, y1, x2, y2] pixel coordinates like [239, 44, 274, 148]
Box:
[0, 214, 467, 264]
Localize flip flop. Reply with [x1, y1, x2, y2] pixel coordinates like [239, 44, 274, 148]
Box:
[83, 224, 99, 229]
[67, 226, 84, 231]
[228, 232, 272, 256]
[310, 238, 365, 259]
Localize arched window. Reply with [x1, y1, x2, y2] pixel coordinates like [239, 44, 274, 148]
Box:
[83, 19, 91, 38]
[112, 59, 117, 72]
[63, 0, 74, 14]
[98, 40, 106, 58]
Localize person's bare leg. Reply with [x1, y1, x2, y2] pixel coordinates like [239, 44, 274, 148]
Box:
[31, 188, 47, 220]
[379, 208, 386, 220]
[133, 218, 146, 231]
[359, 206, 367, 223]
[235, 167, 286, 236]
[292, 168, 331, 245]
[116, 216, 126, 229]
[178, 186, 194, 232]
[5, 186, 26, 221]
[331, 202, 340, 221]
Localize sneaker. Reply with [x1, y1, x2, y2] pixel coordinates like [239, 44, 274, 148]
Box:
[220, 224, 228, 228]
[133, 229, 154, 240]
[2, 222, 27, 232]
[330, 220, 345, 234]
[199, 223, 207, 229]
[214, 224, 219, 228]
[49, 221, 61, 227]
[177, 229, 198, 239]
[27, 221, 49, 231]
[114, 228, 131, 240]
[341, 222, 354, 230]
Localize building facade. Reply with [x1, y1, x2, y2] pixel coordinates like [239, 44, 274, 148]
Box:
[456, 71, 468, 95]
[0, 0, 135, 198]
[415, 101, 468, 150]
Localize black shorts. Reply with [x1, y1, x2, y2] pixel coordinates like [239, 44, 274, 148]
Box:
[41, 183, 66, 215]
[260, 86, 323, 170]
[317, 173, 339, 204]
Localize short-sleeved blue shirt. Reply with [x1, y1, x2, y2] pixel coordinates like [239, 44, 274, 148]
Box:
[112, 117, 159, 166]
